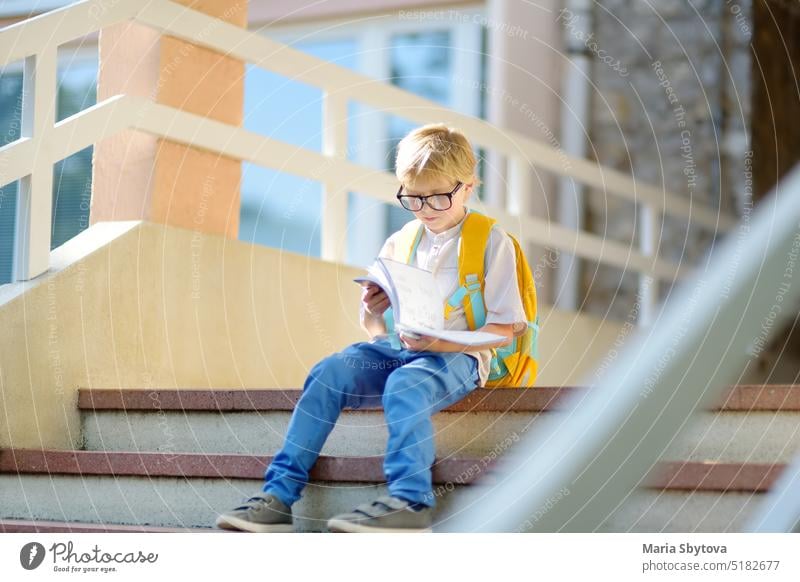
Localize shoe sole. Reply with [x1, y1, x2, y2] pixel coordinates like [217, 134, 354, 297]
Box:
[326, 518, 432, 533]
[215, 515, 294, 533]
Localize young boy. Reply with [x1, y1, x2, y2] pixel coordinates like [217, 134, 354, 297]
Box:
[215, 123, 527, 533]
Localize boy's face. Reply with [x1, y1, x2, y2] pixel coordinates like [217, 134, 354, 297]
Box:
[401, 174, 473, 234]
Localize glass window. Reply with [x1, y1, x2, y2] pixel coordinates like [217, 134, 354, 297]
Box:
[0, 54, 96, 283]
[386, 30, 453, 235]
[0, 70, 23, 283]
[52, 55, 97, 248]
[239, 38, 359, 257]
[240, 20, 485, 265]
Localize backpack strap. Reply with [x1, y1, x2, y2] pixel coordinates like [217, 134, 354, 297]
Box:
[445, 208, 496, 329]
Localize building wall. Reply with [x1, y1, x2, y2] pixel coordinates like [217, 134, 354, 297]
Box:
[0, 220, 630, 450]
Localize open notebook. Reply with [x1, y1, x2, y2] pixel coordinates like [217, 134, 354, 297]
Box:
[354, 257, 505, 347]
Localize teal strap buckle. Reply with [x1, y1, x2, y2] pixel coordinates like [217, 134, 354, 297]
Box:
[464, 274, 486, 328]
[488, 338, 516, 382]
[465, 274, 480, 288]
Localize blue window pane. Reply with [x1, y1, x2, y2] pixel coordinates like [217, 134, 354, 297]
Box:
[0, 71, 23, 283]
[51, 58, 96, 249]
[56, 56, 97, 121]
[0, 71, 23, 144]
[51, 146, 92, 249]
[240, 39, 358, 257]
[390, 31, 451, 105]
[0, 181, 17, 284]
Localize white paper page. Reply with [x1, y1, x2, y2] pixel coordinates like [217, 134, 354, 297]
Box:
[396, 323, 505, 346]
[378, 258, 443, 330]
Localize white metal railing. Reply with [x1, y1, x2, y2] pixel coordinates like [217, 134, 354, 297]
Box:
[746, 450, 800, 532]
[0, 0, 736, 325]
[439, 164, 800, 532]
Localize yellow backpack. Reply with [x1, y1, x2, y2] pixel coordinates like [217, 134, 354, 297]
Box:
[382, 208, 540, 388]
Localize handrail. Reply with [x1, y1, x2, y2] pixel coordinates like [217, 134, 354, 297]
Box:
[131, 0, 733, 232]
[125, 96, 687, 280]
[0, 0, 137, 65]
[0, 0, 733, 319]
[746, 439, 800, 532]
[437, 164, 800, 532]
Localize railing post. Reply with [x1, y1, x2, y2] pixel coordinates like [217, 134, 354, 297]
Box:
[321, 91, 348, 263]
[14, 47, 56, 281]
[507, 156, 532, 217]
[638, 202, 659, 327]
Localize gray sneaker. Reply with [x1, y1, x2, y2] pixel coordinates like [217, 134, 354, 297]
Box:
[215, 492, 293, 532]
[327, 495, 433, 533]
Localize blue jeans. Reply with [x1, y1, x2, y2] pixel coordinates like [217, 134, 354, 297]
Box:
[262, 336, 480, 509]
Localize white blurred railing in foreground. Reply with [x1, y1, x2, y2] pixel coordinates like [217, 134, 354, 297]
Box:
[0, 0, 736, 325]
[439, 165, 800, 533]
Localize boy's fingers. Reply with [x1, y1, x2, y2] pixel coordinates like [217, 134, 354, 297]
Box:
[365, 287, 385, 301]
[364, 295, 389, 314]
[367, 293, 387, 308]
[368, 294, 385, 307]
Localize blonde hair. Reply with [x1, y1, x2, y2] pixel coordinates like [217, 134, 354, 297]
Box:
[395, 123, 481, 188]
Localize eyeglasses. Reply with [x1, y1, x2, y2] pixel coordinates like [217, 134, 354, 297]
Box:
[396, 182, 463, 212]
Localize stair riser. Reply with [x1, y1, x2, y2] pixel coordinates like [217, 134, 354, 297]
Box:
[665, 412, 800, 462]
[0, 475, 765, 533]
[599, 490, 765, 533]
[81, 410, 800, 463]
[0, 475, 472, 533]
[81, 411, 539, 457]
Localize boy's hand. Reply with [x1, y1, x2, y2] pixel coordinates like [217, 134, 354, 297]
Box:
[361, 283, 389, 316]
[399, 332, 438, 351]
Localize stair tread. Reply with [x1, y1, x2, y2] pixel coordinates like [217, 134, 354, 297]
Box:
[0, 518, 230, 533]
[77, 385, 800, 413]
[0, 448, 785, 492]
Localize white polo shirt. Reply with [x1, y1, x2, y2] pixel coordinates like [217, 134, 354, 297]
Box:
[365, 207, 528, 387]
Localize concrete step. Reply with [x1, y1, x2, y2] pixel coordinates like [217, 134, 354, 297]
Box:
[0, 448, 787, 532]
[0, 449, 494, 532]
[78, 386, 800, 462]
[0, 519, 227, 533]
[600, 462, 783, 532]
[78, 387, 575, 458]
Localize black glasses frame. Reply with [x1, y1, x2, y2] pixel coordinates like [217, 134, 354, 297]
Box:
[395, 181, 463, 212]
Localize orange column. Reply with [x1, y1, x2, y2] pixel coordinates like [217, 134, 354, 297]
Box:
[92, 0, 248, 238]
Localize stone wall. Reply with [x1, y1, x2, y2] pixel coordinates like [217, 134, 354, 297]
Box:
[572, 0, 752, 320]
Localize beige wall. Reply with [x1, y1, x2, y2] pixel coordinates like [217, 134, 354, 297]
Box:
[0, 221, 364, 449]
[0, 221, 628, 450]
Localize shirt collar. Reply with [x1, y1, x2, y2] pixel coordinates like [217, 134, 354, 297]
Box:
[423, 207, 469, 244]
